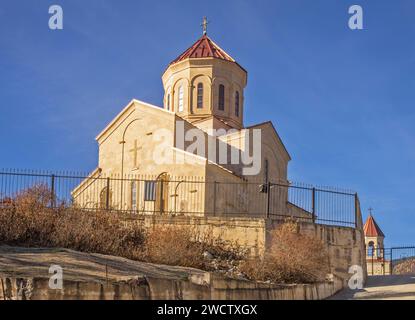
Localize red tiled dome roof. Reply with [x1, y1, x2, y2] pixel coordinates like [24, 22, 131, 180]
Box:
[364, 215, 385, 237]
[169, 35, 236, 65]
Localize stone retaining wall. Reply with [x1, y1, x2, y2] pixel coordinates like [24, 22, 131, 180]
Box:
[126, 215, 367, 283]
[0, 274, 343, 300]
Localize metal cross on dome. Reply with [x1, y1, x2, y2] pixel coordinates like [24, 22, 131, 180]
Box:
[368, 207, 374, 216]
[201, 16, 209, 35]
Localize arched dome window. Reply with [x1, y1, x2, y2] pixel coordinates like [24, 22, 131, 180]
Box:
[197, 83, 203, 108]
[235, 91, 240, 117]
[218, 84, 225, 111]
[178, 86, 184, 112]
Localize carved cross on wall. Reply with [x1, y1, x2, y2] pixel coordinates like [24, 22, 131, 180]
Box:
[129, 139, 141, 168]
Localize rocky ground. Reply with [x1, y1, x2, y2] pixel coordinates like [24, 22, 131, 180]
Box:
[0, 245, 207, 283]
[0, 246, 334, 300]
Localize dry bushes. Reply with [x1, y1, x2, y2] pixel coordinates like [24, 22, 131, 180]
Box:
[0, 185, 242, 271]
[144, 226, 205, 268]
[393, 259, 415, 275]
[0, 186, 329, 284]
[240, 220, 329, 283]
[143, 226, 246, 270]
[0, 185, 145, 259]
[0, 185, 57, 246]
[52, 209, 145, 259]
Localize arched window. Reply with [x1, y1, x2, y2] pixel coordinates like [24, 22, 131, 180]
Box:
[218, 84, 225, 111]
[197, 83, 203, 109]
[235, 91, 240, 117]
[178, 86, 184, 112]
[368, 241, 375, 257]
[166, 94, 170, 111]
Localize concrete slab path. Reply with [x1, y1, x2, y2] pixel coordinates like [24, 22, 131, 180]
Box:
[331, 275, 415, 300]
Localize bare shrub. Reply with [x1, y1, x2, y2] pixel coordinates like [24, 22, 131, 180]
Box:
[240, 220, 329, 283]
[0, 186, 245, 272]
[143, 226, 206, 268]
[52, 209, 145, 259]
[0, 185, 145, 259]
[0, 185, 57, 246]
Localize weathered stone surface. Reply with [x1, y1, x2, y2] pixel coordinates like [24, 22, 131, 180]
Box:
[0, 246, 342, 300]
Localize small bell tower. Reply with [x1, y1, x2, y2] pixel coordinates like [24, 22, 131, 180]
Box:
[364, 209, 385, 259]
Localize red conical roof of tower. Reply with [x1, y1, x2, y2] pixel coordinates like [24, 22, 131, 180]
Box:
[169, 35, 236, 65]
[363, 215, 385, 237]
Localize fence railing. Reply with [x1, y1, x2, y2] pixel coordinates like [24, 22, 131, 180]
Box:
[366, 246, 415, 276]
[0, 169, 359, 228]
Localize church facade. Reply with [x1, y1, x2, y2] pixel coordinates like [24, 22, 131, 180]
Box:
[72, 31, 302, 219]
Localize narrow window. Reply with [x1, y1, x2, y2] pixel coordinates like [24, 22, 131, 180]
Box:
[144, 181, 156, 201]
[218, 84, 225, 111]
[368, 241, 374, 257]
[197, 83, 203, 108]
[166, 94, 170, 111]
[178, 86, 184, 112]
[235, 91, 240, 117]
[131, 181, 137, 211]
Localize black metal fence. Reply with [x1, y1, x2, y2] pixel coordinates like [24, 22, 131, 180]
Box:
[366, 246, 415, 276]
[0, 169, 359, 228]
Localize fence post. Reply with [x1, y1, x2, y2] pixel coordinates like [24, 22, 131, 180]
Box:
[50, 174, 55, 208]
[266, 182, 271, 219]
[311, 187, 316, 223]
[105, 177, 110, 210]
[354, 193, 359, 229]
[390, 248, 393, 275]
[159, 180, 164, 214]
[213, 181, 217, 216]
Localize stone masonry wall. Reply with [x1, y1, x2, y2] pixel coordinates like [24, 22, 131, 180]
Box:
[125, 215, 367, 284]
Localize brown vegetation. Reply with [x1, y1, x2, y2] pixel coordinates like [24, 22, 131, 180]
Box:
[143, 226, 245, 270]
[0, 185, 145, 260]
[393, 258, 415, 275]
[240, 219, 329, 283]
[0, 185, 243, 270]
[0, 186, 330, 283]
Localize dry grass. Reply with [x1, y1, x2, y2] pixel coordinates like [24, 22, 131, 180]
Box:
[240, 219, 329, 283]
[144, 226, 206, 268]
[143, 226, 245, 270]
[0, 185, 243, 271]
[0, 186, 329, 283]
[393, 259, 415, 275]
[0, 185, 145, 260]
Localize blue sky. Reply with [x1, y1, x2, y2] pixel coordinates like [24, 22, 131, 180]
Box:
[0, 0, 414, 246]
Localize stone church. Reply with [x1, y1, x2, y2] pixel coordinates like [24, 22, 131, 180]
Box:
[72, 26, 303, 219]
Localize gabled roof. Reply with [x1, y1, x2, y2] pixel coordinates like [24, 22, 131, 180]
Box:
[95, 99, 174, 142]
[246, 121, 291, 161]
[364, 215, 385, 237]
[169, 35, 236, 65]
